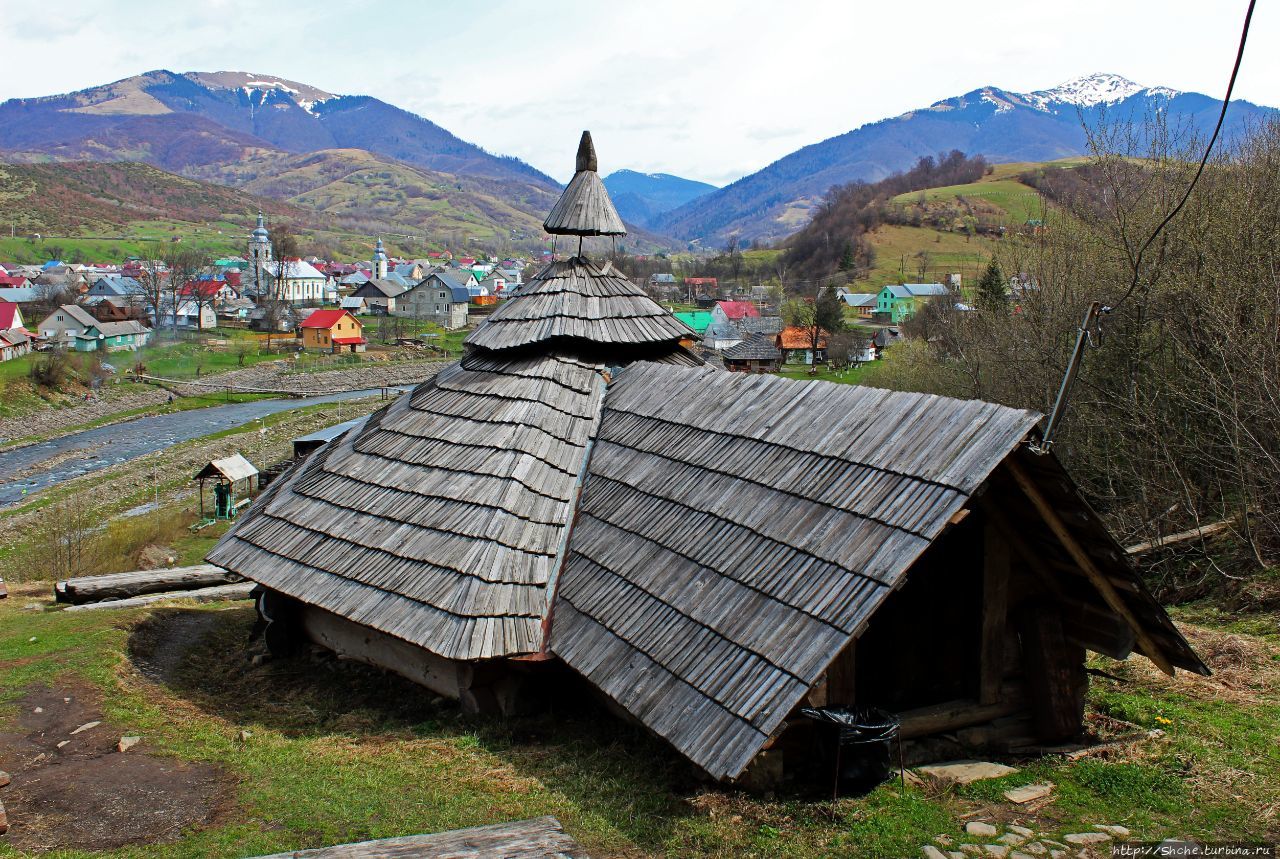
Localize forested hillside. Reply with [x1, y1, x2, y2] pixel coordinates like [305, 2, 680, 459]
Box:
[876, 118, 1280, 605]
[782, 151, 992, 279]
[0, 161, 303, 235]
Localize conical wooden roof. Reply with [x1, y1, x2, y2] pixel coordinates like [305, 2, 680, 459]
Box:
[465, 256, 694, 352]
[543, 131, 626, 236]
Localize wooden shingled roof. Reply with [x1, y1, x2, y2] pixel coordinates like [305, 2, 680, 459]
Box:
[548, 363, 1205, 780]
[543, 131, 626, 236]
[723, 332, 781, 361]
[465, 257, 694, 353]
[208, 351, 608, 661]
[209, 131, 1204, 783]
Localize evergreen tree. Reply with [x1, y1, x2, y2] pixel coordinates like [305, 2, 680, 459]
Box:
[838, 241, 855, 272]
[977, 259, 1006, 312]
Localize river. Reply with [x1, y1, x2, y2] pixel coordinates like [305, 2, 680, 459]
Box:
[0, 388, 406, 506]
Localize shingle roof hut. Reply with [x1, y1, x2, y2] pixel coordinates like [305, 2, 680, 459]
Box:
[209, 133, 1205, 785]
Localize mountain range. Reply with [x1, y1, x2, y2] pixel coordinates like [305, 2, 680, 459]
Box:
[651, 73, 1278, 245]
[602, 170, 717, 226]
[0, 70, 571, 249]
[1, 71, 1275, 251]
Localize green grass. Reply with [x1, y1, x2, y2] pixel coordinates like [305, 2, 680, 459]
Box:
[0, 591, 1277, 857]
[893, 179, 1048, 226]
[776, 363, 872, 385]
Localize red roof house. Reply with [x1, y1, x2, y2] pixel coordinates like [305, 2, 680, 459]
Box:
[0, 300, 27, 333]
[713, 300, 760, 322]
[299, 308, 366, 353]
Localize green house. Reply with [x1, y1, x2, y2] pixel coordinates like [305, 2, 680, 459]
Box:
[73, 320, 152, 352]
[673, 310, 713, 335]
[875, 283, 951, 323]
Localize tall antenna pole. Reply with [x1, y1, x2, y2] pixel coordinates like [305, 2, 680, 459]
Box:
[1031, 301, 1100, 455]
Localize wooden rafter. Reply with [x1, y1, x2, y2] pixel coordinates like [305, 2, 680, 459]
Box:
[1006, 457, 1175, 677]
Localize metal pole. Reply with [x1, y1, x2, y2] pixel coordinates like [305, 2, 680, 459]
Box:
[1032, 301, 1101, 455]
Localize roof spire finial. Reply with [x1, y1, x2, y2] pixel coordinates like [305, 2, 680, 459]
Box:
[543, 129, 626, 238]
[575, 130, 597, 173]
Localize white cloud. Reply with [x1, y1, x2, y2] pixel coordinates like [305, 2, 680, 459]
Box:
[0, 0, 1274, 184]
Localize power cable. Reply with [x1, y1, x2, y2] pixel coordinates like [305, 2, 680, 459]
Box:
[1106, 0, 1256, 314]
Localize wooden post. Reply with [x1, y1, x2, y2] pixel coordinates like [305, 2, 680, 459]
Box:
[1017, 602, 1086, 742]
[1005, 458, 1174, 676]
[980, 516, 1010, 704]
[825, 640, 856, 708]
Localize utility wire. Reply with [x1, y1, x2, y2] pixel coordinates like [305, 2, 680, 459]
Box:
[1106, 0, 1256, 314]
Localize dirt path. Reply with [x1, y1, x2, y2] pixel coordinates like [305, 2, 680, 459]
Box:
[0, 681, 231, 851]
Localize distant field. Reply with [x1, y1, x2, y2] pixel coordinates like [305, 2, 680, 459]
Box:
[895, 178, 1048, 225]
[857, 224, 1005, 288]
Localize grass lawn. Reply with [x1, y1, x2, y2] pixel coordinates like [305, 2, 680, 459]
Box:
[0, 588, 1276, 857]
[776, 363, 871, 385]
[135, 335, 289, 380]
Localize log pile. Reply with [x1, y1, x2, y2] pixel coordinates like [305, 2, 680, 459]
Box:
[55, 564, 249, 609]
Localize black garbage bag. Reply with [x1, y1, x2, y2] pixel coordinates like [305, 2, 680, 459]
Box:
[801, 707, 901, 795]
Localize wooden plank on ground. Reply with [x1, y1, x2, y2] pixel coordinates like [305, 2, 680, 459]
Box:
[63, 582, 254, 611]
[57, 564, 240, 604]
[247, 816, 589, 858]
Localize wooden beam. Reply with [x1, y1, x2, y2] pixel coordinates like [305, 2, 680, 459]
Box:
[299, 604, 464, 699]
[986, 504, 1065, 599]
[1005, 457, 1175, 676]
[980, 516, 1010, 704]
[58, 564, 241, 604]
[898, 687, 1025, 740]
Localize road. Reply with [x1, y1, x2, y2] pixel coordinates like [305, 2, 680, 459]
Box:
[0, 388, 405, 506]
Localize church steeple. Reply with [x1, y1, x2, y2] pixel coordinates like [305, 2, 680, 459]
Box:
[372, 237, 388, 279]
[248, 211, 272, 269]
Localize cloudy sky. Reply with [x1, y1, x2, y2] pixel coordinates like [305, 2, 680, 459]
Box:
[0, 0, 1274, 185]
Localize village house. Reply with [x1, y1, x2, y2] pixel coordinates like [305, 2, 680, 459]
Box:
[298, 308, 366, 353]
[839, 291, 878, 318]
[711, 299, 758, 326]
[209, 133, 1205, 786]
[673, 310, 712, 336]
[37, 303, 98, 345]
[0, 300, 31, 362]
[777, 325, 829, 364]
[875, 282, 951, 323]
[339, 295, 368, 315]
[0, 285, 39, 306]
[171, 300, 218, 330]
[397, 272, 471, 328]
[351, 278, 407, 314]
[684, 276, 718, 298]
[73, 319, 151, 352]
[0, 300, 27, 336]
[722, 332, 781, 373]
[0, 329, 31, 362]
[702, 319, 744, 351]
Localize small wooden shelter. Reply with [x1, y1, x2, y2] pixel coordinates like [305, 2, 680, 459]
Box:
[722, 332, 781, 373]
[194, 454, 259, 520]
[209, 133, 1205, 784]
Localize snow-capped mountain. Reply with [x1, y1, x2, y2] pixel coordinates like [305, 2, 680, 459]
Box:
[0, 70, 557, 189]
[1031, 73, 1153, 107]
[653, 74, 1274, 244]
[185, 71, 337, 116]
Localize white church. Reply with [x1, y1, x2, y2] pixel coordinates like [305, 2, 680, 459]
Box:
[246, 212, 330, 304]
